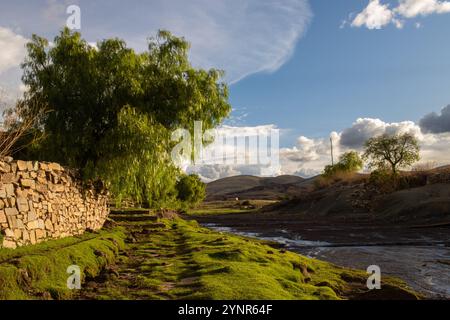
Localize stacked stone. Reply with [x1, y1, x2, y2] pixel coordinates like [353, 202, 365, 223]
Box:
[0, 157, 109, 249]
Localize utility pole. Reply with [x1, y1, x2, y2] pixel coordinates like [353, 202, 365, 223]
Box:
[330, 136, 334, 166]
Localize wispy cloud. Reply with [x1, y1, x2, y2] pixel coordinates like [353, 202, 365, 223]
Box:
[126, 0, 313, 83]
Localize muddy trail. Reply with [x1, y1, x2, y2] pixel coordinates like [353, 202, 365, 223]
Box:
[76, 211, 202, 300]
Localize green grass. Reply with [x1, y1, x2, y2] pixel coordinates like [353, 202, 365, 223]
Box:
[186, 200, 277, 216]
[80, 218, 420, 300]
[0, 228, 126, 300]
[0, 210, 420, 300]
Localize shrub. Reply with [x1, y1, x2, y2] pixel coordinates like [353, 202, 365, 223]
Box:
[176, 174, 206, 208]
[323, 151, 363, 179]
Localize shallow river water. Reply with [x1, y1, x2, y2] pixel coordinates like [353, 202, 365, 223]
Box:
[202, 222, 450, 299]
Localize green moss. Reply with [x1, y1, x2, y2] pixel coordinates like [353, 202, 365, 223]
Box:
[0, 228, 126, 300]
[186, 200, 277, 216]
[79, 217, 420, 300]
[1, 211, 419, 300]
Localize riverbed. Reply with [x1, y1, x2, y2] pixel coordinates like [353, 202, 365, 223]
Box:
[195, 214, 450, 299]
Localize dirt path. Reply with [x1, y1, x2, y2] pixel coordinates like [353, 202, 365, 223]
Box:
[77, 211, 202, 300]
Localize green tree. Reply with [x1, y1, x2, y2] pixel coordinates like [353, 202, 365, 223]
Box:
[176, 174, 206, 207]
[19, 28, 231, 207]
[323, 151, 363, 177]
[363, 133, 420, 175]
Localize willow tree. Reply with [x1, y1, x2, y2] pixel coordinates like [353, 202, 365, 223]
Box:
[19, 28, 231, 206]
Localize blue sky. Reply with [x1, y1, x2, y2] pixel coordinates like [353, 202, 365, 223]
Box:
[230, 0, 450, 146]
[1, 0, 450, 179]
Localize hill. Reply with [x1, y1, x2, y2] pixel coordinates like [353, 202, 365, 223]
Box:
[206, 175, 305, 201]
[263, 167, 450, 224]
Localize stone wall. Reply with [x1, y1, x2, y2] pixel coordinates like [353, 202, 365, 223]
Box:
[0, 157, 109, 249]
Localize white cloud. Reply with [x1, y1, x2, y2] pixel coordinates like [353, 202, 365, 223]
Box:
[340, 118, 423, 148]
[184, 124, 282, 181]
[280, 117, 450, 178]
[0, 27, 28, 74]
[182, 114, 450, 181]
[351, 0, 395, 29]
[396, 0, 450, 18]
[349, 0, 450, 30]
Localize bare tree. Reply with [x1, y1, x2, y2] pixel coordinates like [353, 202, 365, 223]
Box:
[0, 94, 46, 159]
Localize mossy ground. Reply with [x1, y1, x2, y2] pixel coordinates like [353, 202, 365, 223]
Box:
[0, 228, 126, 300]
[186, 200, 276, 216]
[78, 216, 420, 300]
[0, 207, 420, 300]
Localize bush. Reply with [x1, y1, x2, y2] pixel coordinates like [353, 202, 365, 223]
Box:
[323, 151, 363, 179]
[176, 174, 206, 208]
[369, 168, 428, 193]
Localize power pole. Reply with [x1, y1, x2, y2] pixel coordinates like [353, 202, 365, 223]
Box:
[330, 136, 334, 166]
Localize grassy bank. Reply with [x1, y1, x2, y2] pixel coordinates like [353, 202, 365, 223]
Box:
[0, 228, 126, 299]
[79, 216, 420, 300]
[187, 200, 276, 216]
[0, 210, 420, 300]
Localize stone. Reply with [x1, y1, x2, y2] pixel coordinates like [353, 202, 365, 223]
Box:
[14, 229, 22, 238]
[16, 197, 29, 212]
[30, 230, 36, 244]
[0, 160, 109, 249]
[22, 230, 30, 242]
[2, 240, 17, 249]
[8, 197, 15, 207]
[16, 160, 28, 171]
[48, 163, 62, 171]
[3, 156, 13, 163]
[7, 215, 18, 228]
[4, 228, 14, 237]
[0, 162, 10, 173]
[1, 173, 16, 183]
[44, 219, 54, 231]
[27, 220, 39, 230]
[5, 207, 18, 216]
[35, 229, 45, 239]
[21, 179, 35, 189]
[27, 211, 37, 222]
[5, 184, 14, 197]
[16, 219, 25, 229]
[0, 210, 6, 223]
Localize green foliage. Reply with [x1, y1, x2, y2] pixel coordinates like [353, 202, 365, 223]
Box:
[87, 106, 179, 208]
[363, 133, 420, 175]
[0, 228, 125, 300]
[19, 28, 231, 207]
[368, 166, 395, 192]
[175, 174, 206, 208]
[369, 165, 428, 193]
[323, 151, 363, 178]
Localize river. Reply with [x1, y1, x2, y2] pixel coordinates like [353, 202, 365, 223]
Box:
[198, 217, 450, 299]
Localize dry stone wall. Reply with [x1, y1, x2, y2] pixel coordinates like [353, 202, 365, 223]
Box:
[0, 157, 109, 249]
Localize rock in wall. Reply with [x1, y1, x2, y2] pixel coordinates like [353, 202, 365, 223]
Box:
[0, 157, 109, 249]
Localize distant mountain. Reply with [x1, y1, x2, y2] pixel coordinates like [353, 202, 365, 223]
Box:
[206, 175, 306, 201]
